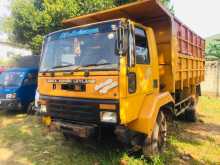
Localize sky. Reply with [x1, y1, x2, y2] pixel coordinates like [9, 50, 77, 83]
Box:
[0, 0, 10, 41]
[0, 0, 10, 18]
[0, 0, 220, 39]
[171, 0, 220, 38]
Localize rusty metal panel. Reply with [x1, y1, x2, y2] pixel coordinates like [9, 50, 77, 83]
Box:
[174, 18, 205, 59]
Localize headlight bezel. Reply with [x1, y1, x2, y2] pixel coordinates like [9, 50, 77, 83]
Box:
[100, 111, 117, 123]
[6, 93, 17, 99]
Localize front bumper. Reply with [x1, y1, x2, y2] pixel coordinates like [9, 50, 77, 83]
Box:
[54, 121, 97, 138]
[0, 99, 22, 110]
[40, 95, 120, 124]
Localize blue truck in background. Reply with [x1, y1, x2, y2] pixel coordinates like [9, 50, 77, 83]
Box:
[0, 55, 40, 113]
[0, 67, 38, 112]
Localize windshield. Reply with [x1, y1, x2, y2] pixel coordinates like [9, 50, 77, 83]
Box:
[0, 71, 25, 87]
[40, 21, 119, 72]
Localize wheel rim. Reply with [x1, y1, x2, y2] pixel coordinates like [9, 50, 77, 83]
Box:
[157, 113, 167, 151]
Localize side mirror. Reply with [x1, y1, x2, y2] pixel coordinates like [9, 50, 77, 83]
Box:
[116, 26, 128, 56]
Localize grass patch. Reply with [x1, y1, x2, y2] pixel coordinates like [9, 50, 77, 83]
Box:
[0, 96, 220, 165]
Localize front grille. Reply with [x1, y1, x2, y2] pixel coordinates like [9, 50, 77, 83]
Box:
[47, 100, 99, 123]
[0, 94, 5, 99]
[42, 96, 118, 123]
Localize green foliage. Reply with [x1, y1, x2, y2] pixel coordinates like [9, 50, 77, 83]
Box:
[74, 0, 115, 15]
[6, 0, 173, 54]
[160, 0, 174, 13]
[7, 0, 116, 54]
[206, 40, 220, 58]
[0, 54, 21, 67]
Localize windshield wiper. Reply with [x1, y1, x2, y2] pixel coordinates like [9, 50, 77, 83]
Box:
[43, 64, 81, 72]
[82, 63, 112, 68]
[42, 63, 113, 73]
[51, 64, 74, 70]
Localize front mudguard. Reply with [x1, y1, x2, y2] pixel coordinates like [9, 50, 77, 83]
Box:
[127, 92, 174, 136]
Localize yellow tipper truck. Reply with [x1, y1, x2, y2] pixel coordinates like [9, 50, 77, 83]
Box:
[38, 0, 205, 156]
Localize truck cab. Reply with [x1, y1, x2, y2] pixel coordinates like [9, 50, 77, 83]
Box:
[39, 19, 159, 122]
[0, 68, 38, 111]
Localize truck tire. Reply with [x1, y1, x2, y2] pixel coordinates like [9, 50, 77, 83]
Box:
[184, 96, 198, 122]
[63, 132, 71, 140]
[143, 111, 167, 158]
[184, 107, 197, 122]
[27, 102, 36, 115]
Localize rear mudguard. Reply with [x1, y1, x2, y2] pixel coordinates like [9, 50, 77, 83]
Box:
[127, 92, 174, 136]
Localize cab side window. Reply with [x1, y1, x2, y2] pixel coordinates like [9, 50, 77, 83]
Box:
[134, 27, 150, 64]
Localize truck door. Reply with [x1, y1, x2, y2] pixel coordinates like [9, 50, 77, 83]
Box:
[20, 71, 38, 105]
[131, 25, 153, 94]
[120, 23, 154, 124]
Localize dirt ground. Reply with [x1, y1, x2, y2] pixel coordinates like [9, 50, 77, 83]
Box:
[0, 96, 220, 165]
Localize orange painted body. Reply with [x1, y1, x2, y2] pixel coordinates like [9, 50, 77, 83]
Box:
[39, 0, 205, 137]
[38, 71, 119, 100]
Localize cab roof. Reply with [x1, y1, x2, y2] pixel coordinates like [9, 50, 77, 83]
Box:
[63, 0, 172, 27]
[6, 67, 38, 72]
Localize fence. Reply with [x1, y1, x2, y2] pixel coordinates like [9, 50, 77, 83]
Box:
[201, 59, 220, 97]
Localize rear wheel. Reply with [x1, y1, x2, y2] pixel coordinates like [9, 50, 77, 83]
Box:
[184, 96, 198, 122]
[177, 97, 198, 122]
[143, 111, 167, 157]
[184, 105, 197, 122]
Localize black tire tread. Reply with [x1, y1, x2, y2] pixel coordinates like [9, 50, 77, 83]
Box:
[143, 111, 167, 158]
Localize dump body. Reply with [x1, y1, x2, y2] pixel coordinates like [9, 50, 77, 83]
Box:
[63, 0, 205, 93]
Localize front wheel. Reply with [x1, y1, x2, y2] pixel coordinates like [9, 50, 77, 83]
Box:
[143, 111, 167, 158]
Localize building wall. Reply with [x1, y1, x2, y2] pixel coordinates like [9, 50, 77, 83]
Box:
[0, 42, 32, 60]
[201, 60, 220, 97]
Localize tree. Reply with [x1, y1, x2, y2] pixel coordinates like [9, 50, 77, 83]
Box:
[5, 0, 173, 54]
[160, 0, 174, 13]
[206, 40, 220, 59]
[6, 0, 115, 54]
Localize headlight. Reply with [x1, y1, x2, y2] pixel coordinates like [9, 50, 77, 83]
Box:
[40, 105, 47, 113]
[6, 93, 16, 99]
[100, 111, 117, 123]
